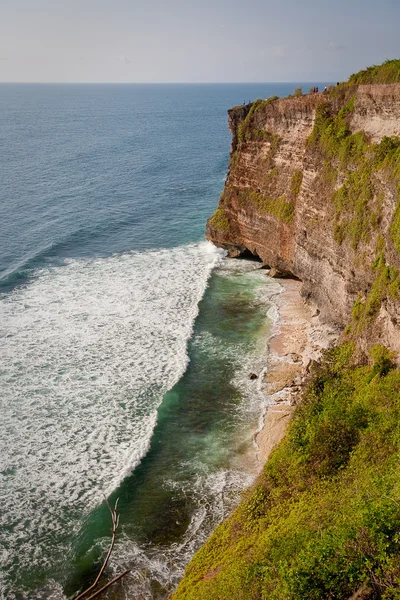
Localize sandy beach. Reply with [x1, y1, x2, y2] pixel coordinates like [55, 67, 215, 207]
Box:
[255, 277, 339, 464]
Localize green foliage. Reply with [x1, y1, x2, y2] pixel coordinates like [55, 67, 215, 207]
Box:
[349, 59, 400, 85]
[237, 99, 264, 143]
[333, 163, 374, 249]
[237, 97, 280, 144]
[290, 170, 303, 199]
[319, 160, 338, 188]
[309, 93, 400, 252]
[390, 192, 400, 253]
[208, 207, 231, 233]
[238, 189, 294, 223]
[351, 252, 400, 333]
[374, 136, 400, 169]
[294, 87, 303, 97]
[308, 97, 366, 166]
[369, 345, 396, 378]
[265, 95, 280, 104]
[371, 137, 400, 252]
[249, 128, 277, 142]
[240, 126, 280, 146]
[173, 344, 400, 600]
[230, 151, 241, 169]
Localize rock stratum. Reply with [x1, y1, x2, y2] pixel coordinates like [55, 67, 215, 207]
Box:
[173, 62, 400, 600]
[206, 82, 400, 358]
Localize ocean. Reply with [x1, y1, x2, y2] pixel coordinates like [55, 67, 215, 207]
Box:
[0, 82, 325, 599]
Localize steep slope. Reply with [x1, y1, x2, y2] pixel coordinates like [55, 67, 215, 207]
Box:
[206, 83, 400, 358]
[173, 343, 400, 600]
[173, 63, 400, 600]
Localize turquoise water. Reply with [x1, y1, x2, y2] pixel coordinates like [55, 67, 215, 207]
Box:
[0, 83, 322, 599]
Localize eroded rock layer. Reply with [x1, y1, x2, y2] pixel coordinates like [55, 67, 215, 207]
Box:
[206, 84, 400, 356]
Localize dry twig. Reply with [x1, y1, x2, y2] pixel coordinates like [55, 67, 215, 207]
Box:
[84, 570, 131, 600]
[73, 497, 129, 600]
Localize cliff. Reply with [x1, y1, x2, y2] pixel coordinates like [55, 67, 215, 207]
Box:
[206, 82, 400, 359]
[172, 62, 400, 600]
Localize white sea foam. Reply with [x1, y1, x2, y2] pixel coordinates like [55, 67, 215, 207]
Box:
[0, 242, 222, 596]
[193, 262, 282, 422]
[104, 467, 254, 600]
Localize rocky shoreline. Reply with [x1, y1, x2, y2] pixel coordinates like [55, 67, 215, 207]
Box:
[255, 276, 339, 463]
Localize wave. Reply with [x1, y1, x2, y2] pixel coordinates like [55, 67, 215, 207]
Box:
[104, 468, 255, 600]
[0, 241, 222, 598]
[0, 214, 143, 291]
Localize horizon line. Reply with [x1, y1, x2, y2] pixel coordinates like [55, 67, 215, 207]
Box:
[0, 80, 336, 85]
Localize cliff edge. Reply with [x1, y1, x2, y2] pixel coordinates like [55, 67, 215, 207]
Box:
[206, 81, 400, 358]
[173, 61, 400, 600]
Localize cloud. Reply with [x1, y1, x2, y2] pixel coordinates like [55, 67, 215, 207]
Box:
[117, 54, 131, 65]
[328, 41, 346, 52]
[271, 45, 286, 58]
[259, 46, 287, 60]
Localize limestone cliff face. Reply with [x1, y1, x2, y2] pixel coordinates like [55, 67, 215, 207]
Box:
[206, 84, 400, 356]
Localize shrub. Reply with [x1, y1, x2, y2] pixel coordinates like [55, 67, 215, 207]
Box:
[349, 58, 400, 85]
[173, 343, 400, 600]
[208, 208, 231, 233]
[239, 189, 294, 223]
[351, 253, 400, 332]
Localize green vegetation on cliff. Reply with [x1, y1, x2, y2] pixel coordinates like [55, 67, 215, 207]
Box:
[309, 92, 400, 251]
[351, 249, 400, 334]
[208, 207, 231, 233]
[306, 76, 400, 342]
[349, 59, 400, 85]
[238, 189, 294, 224]
[237, 96, 280, 143]
[181, 59, 400, 600]
[173, 344, 400, 600]
[290, 170, 303, 199]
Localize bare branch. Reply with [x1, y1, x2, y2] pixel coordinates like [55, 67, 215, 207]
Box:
[84, 570, 130, 600]
[73, 497, 120, 600]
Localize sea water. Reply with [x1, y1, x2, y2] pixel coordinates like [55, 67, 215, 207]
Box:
[0, 82, 326, 599]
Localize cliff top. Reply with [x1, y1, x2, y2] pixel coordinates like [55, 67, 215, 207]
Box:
[228, 59, 400, 123]
[349, 58, 400, 85]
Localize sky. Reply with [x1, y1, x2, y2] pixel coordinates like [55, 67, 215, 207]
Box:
[0, 0, 399, 83]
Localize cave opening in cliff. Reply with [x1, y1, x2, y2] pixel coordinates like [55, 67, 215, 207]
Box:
[237, 248, 264, 263]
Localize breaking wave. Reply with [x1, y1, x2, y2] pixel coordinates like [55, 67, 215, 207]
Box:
[0, 242, 222, 597]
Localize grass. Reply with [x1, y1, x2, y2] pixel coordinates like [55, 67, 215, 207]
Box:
[308, 86, 400, 251]
[349, 59, 400, 85]
[374, 137, 400, 252]
[350, 251, 400, 334]
[332, 163, 374, 248]
[172, 343, 400, 600]
[237, 99, 264, 143]
[320, 160, 338, 188]
[290, 170, 303, 199]
[307, 96, 365, 166]
[237, 96, 280, 143]
[238, 189, 294, 223]
[208, 207, 231, 233]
